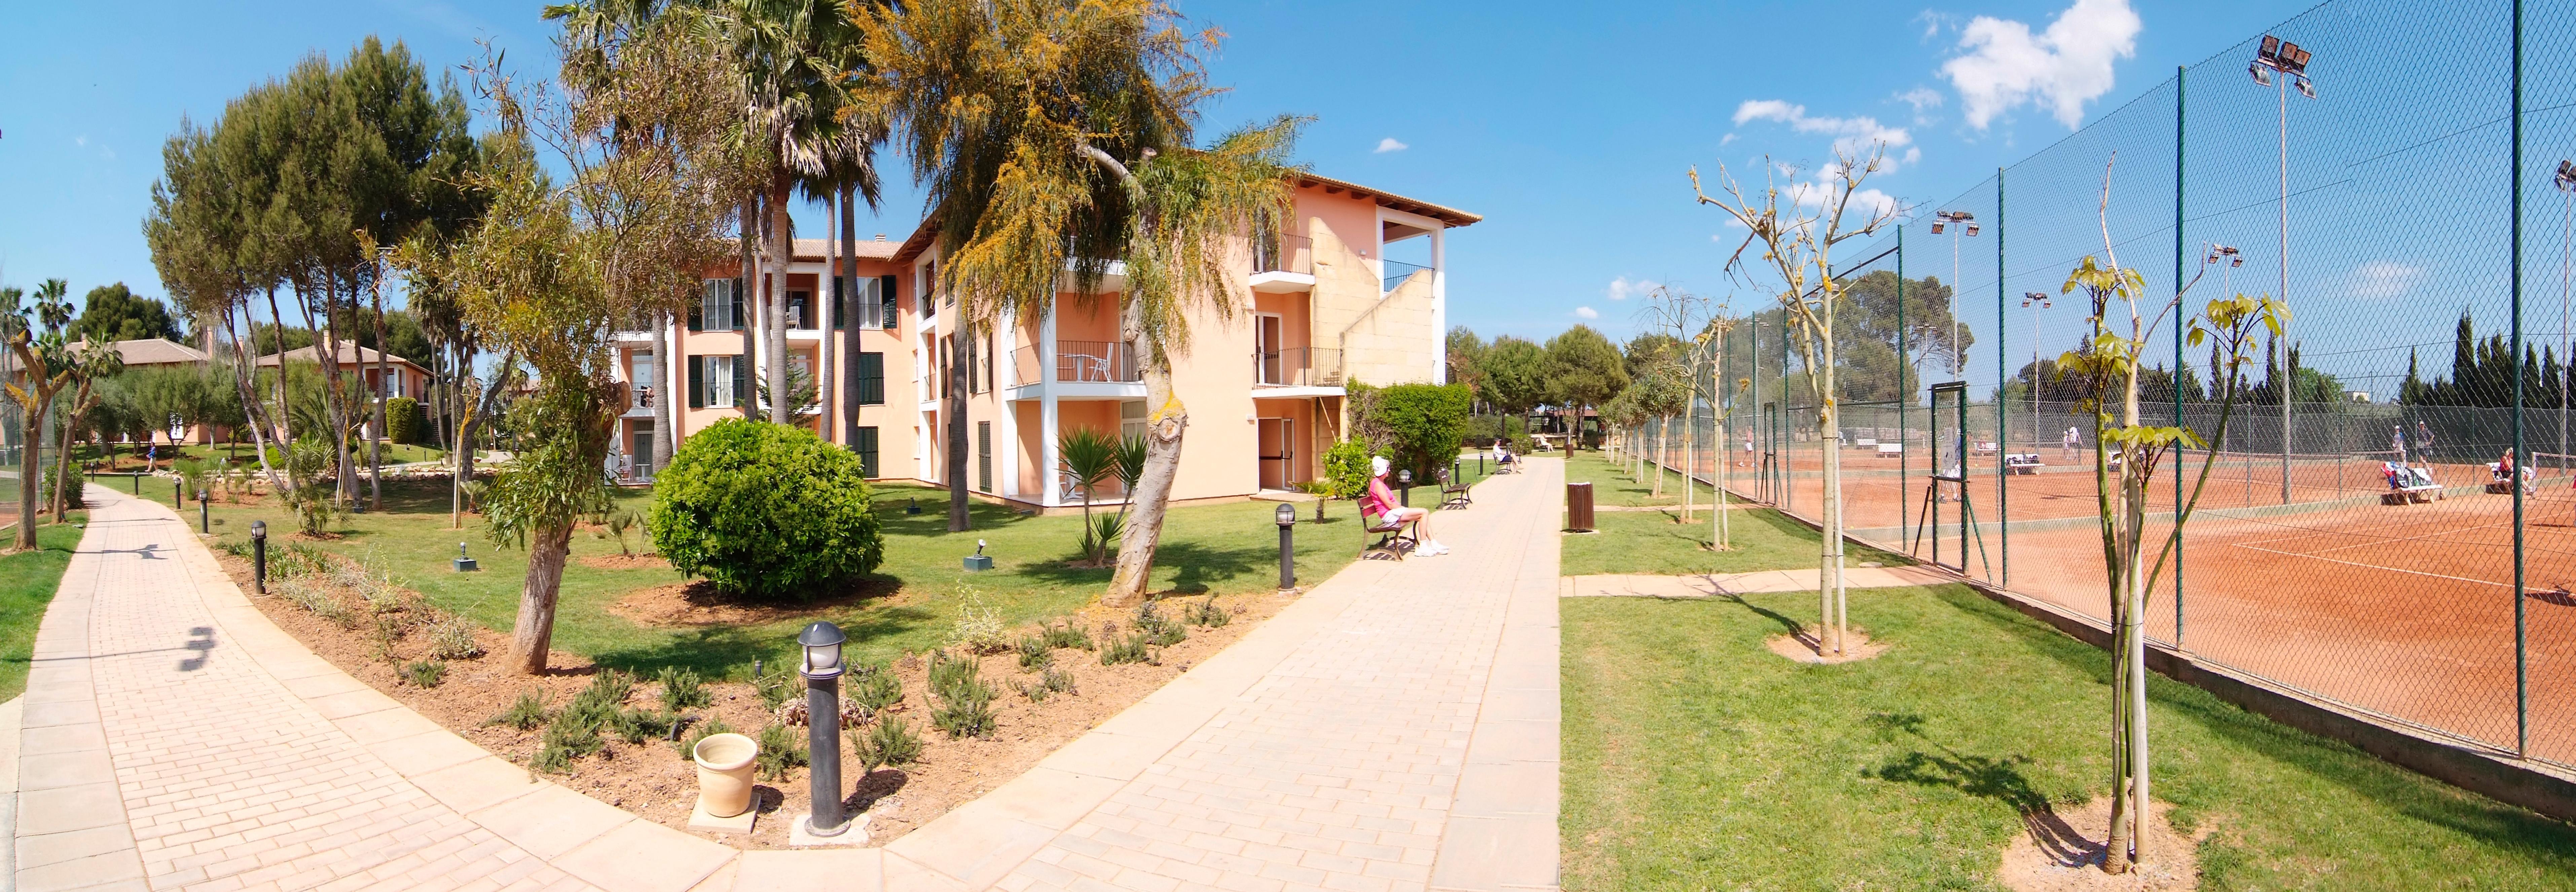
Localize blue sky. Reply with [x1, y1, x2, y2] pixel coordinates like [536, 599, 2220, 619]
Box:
[0, 0, 2318, 350]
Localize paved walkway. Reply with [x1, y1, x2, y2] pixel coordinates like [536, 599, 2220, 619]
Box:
[16, 461, 1565, 892]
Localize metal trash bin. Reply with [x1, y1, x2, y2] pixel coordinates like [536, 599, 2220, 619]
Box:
[1566, 481, 1595, 532]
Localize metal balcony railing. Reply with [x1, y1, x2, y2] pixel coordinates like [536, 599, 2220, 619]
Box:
[1253, 347, 1342, 387]
[1055, 340, 1140, 383]
[1381, 260, 1434, 293]
[630, 385, 655, 412]
[1254, 234, 1313, 276]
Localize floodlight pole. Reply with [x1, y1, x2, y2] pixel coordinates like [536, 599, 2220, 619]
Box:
[2253, 38, 2316, 505]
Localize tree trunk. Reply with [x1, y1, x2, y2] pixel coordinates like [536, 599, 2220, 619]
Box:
[821, 186, 840, 445]
[945, 321, 970, 532]
[739, 197, 760, 420]
[507, 520, 575, 674]
[766, 181, 792, 426]
[50, 390, 87, 522]
[839, 184, 860, 452]
[1817, 341, 1846, 656]
[15, 400, 41, 549]
[223, 302, 285, 494]
[369, 274, 390, 510]
[653, 310, 674, 476]
[1107, 324, 1182, 607]
[264, 286, 299, 491]
[316, 278, 353, 505]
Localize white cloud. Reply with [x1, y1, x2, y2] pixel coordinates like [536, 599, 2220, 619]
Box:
[1572, 306, 1600, 320]
[1940, 0, 2141, 130]
[1605, 276, 1659, 301]
[1898, 87, 1944, 112]
[2347, 260, 2427, 299]
[1730, 99, 1913, 170]
[1374, 137, 1408, 153]
[1720, 133, 1739, 147]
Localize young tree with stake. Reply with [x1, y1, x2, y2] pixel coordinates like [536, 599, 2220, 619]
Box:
[1691, 147, 1899, 656]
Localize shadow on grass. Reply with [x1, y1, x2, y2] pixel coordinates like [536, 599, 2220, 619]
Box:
[588, 604, 941, 678]
[1715, 592, 1805, 638]
[1922, 584, 2576, 870]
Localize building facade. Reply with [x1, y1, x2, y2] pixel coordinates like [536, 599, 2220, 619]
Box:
[620, 174, 1477, 510]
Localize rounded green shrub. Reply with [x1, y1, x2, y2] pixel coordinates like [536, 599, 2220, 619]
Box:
[648, 419, 883, 597]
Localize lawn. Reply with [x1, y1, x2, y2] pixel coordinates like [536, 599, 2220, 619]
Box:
[77, 441, 456, 472]
[1, 515, 85, 701]
[1561, 584, 2576, 890]
[1561, 505, 1909, 577]
[204, 478, 1374, 678]
[1560, 449, 1743, 507]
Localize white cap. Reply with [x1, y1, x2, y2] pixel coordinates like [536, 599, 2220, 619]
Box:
[1371, 456, 1391, 477]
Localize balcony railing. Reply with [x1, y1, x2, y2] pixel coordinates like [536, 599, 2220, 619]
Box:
[1254, 234, 1313, 275]
[1056, 340, 1140, 383]
[630, 385, 656, 412]
[1253, 347, 1341, 387]
[1382, 259, 1434, 293]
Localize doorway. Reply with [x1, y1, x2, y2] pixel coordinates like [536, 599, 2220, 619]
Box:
[1255, 314, 1284, 384]
[629, 421, 655, 481]
[1257, 417, 1293, 490]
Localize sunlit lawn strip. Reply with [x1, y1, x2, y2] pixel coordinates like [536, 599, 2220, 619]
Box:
[0, 516, 85, 701]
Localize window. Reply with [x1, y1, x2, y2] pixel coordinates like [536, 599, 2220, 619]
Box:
[788, 291, 813, 330]
[698, 278, 743, 331]
[976, 421, 992, 493]
[982, 333, 994, 394]
[853, 426, 879, 477]
[856, 352, 885, 405]
[919, 260, 937, 320]
[939, 335, 953, 398]
[1120, 400, 1148, 441]
[706, 355, 738, 408]
[879, 275, 898, 331]
[965, 333, 982, 394]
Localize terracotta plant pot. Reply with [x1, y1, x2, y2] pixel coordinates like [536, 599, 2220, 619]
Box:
[691, 733, 760, 818]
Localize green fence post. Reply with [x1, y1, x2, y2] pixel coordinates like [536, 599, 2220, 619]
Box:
[1898, 226, 1909, 540]
[2511, 0, 2529, 758]
[1996, 168, 2009, 585]
[2173, 63, 2189, 648]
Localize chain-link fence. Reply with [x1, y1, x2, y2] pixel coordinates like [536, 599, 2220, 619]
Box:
[1633, 0, 2576, 770]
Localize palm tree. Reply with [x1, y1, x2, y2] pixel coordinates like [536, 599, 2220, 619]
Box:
[856, 0, 1303, 604]
[3, 280, 77, 550]
[1059, 427, 1117, 564]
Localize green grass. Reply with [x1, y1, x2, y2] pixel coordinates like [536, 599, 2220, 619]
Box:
[1562, 450, 1741, 507]
[1561, 506, 1908, 577]
[1561, 584, 2576, 890]
[205, 478, 1364, 678]
[77, 441, 455, 471]
[0, 515, 86, 701]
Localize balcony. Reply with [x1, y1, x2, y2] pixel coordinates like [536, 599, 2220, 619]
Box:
[1382, 259, 1433, 293]
[629, 385, 656, 413]
[1249, 235, 1314, 293]
[1253, 347, 1341, 388]
[1008, 340, 1144, 393]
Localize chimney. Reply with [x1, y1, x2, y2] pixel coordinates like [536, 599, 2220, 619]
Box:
[875, 234, 887, 241]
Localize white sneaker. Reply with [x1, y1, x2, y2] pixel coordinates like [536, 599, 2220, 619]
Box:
[1419, 542, 1450, 556]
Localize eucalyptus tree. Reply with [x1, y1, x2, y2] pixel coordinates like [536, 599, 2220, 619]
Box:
[2, 281, 76, 549]
[1691, 145, 1899, 657]
[856, 0, 1305, 602]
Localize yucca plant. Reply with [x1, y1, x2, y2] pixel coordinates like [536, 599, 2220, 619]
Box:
[1059, 428, 1119, 565]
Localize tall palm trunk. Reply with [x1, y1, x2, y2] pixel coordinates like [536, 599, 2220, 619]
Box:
[739, 199, 760, 420]
[1107, 300, 1180, 606]
[766, 180, 793, 426]
[653, 310, 674, 476]
[838, 186, 859, 449]
[820, 187, 840, 444]
[945, 320, 970, 531]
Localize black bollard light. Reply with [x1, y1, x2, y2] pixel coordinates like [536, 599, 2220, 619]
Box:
[174, 476, 183, 508]
[1397, 469, 1412, 507]
[251, 520, 268, 594]
[798, 621, 851, 839]
[1274, 503, 1297, 590]
[197, 490, 209, 533]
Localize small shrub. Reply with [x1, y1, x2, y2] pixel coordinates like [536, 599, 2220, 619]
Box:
[849, 663, 903, 716]
[752, 664, 798, 712]
[679, 716, 738, 757]
[857, 715, 923, 774]
[533, 714, 604, 774]
[1100, 632, 1154, 666]
[1185, 595, 1230, 629]
[604, 507, 641, 556]
[399, 658, 447, 688]
[1017, 667, 1076, 702]
[1041, 621, 1094, 652]
[277, 579, 353, 628]
[1134, 601, 1187, 647]
[649, 419, 884, 598]
[619, 708, 675, 744]
[487, 688, 552, 730]
[656, 666, 709, 711]
[426, 615, 484, 660]
[1014, 635, 1053, 672]
[371, 613, 406, 662]
[754, 723, 808, 781]
[927, 651, 997, 739]
[951, 590, 1009, 655]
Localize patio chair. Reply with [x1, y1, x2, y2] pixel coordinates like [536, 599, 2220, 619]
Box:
[1359, 509, 1418, 561]
[1438, 468, 1473, 509]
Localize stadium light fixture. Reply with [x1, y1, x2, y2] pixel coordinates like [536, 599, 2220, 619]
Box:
[2555, 159, 2576, 193]
[2021, 291, 2051, 309]
[2251, 34, 2314, 507]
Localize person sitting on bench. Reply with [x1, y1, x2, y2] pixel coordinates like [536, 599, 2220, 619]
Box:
[1363, 456, 1447, 557]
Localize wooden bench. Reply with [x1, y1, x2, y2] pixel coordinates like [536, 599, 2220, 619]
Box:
[1438, 469, 1472, 509]
[2005, 453, 2044, 475]
[2384, 485, 2442, 505]
[1360, 510, 1418, 561]
[1876, 443, 1903, 458]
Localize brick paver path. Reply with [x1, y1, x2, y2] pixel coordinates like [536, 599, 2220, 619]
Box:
[16, 489, 603, 892]
[18, 462, 1564, 892]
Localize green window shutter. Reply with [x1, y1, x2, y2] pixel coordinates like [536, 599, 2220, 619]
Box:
[977, 421, 992, 493]
[879, 275, 898, 330]
[729, 278, 745, 331]
[688, 356, 704, 408]
[832, 277, 846, 330]
[855, 426, 879, 477]
[734, 353, 749, 409]
[688, 284, 703, 331]
[858, 352, 885, 405]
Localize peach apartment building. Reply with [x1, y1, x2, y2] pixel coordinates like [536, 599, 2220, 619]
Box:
[615, 173, 1477, 510]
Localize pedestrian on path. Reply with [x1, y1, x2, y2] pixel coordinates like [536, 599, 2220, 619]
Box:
[1365, 455, 1447, 556]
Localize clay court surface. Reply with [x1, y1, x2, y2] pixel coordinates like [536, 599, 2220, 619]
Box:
[1674, 446, 2576, 766]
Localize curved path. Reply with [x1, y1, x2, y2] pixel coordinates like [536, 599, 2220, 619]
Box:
[15, 460, 1564, 892]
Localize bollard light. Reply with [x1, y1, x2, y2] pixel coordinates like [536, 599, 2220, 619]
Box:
[175, 476, 183, 508]
[453, 542, 479, 572]
[798, 621, 851, 838]
[251, 520, 268, 595]
[1397, 469, 1413, 507]
[1274, 502, 1297, 590]
[197, 490, 210, 533]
